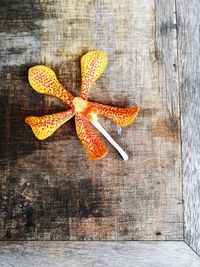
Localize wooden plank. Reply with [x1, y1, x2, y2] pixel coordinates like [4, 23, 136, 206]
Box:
[0, 241, 199, 267]
[176, 0, 200, 255]
[0, 0, 182, 240]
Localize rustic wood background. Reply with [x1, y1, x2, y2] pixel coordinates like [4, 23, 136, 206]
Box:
[1, 0, 200, 260]
[0, 0, 183, 241]
[1, 0, 200, 264]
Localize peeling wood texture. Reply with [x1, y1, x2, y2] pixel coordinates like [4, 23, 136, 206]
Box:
[177, 0, 200, 255]
[0, 0, 183, 241]
[0, 241, 200, 267]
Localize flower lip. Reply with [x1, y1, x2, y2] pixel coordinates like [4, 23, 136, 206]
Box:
[73, 97, 88, 113]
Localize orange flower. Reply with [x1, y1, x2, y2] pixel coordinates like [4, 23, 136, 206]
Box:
[25, 51, 140, 160]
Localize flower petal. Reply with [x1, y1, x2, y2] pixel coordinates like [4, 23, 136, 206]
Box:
[81, 51, 108, 100]
[88, 102, 140, 127]
[28, 65, 74, 107]
[75, 114, 108, 160]
[25, 108, 75, 140]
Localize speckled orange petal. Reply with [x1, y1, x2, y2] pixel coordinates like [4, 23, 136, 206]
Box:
[75, 114, 108, 160]
[88, 102, 140, 127]
[81, 51, 108, 100]
[28, 65, 74, 107]
[25, 108, 75, 140]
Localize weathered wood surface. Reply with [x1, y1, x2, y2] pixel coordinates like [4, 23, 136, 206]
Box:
[0, 241, 200, 267]
[0, 0, 182, 240]
[177, 0, 200, 255]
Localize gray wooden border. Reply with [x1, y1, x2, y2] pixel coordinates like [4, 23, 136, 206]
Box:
[0, 241, 199, 267]
[177, 0, 200, 256]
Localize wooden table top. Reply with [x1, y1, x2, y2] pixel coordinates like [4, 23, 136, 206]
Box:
[0, 0, 200, 261]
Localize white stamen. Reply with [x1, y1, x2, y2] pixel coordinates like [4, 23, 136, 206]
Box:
[91, 119, 129, 161]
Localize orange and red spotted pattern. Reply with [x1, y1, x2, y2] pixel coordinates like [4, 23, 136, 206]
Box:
[28, 65, 74, 107]
[87, 102, 140, 127]
[81, 51, 108, 100]
[25, 51, 140, 160]
[25, 108, 75, 140]
[75, 114, 108, 160]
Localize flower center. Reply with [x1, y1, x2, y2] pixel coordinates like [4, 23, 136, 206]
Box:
[73, 97, 88, 113]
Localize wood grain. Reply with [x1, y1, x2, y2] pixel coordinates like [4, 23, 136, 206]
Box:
[176, 0, 200, 255]
[0, 241, 200, 267]
[0, 0, 182, 240]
